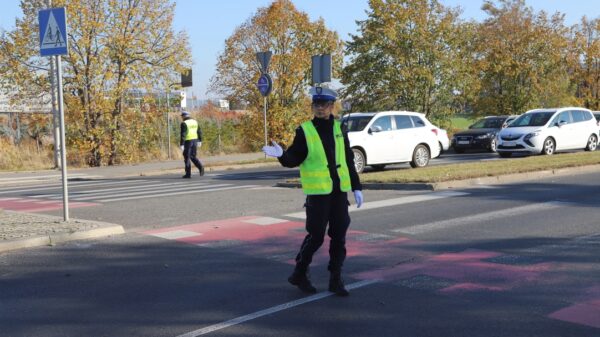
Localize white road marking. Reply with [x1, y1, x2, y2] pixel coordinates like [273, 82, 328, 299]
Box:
[176, 279, 378, 337]
[73, 183, 233, 201]
[393, 201, 567, 235]
[97, 185, 259, 202]
[150, 230, 202, 240]
[0, 179, 147, 195]
[242, 217, 289, 226]
[0, 173, 95, 182]
[284, 191, 469, 219]
[36, 181, 207, 199]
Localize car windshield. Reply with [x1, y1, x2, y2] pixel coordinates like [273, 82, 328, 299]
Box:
[341, 115, 374, 132]
[508, 112, 554, 127]
[470, 118, 504, 129]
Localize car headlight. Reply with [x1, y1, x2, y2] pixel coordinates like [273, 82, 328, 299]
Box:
[524, 131, 540, 141]
[476, 133, 493, 139]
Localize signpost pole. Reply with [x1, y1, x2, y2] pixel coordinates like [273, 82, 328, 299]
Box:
[263, 96, 268, 148]
[56, 55, 69, 221]
[40, 6, 69, 221]
[49, 56, 60, 169]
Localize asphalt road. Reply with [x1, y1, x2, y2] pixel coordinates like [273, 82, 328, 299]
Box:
[1, 156, 599, 336]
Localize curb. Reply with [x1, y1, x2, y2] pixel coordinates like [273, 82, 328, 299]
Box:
[277, 164, 600, 191]
[0, 216, 125, 253]
[430, 164, 600, 190]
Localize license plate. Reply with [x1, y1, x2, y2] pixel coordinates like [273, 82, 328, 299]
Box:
[503, 141, 516, 147]
[457, 141, 470, 145]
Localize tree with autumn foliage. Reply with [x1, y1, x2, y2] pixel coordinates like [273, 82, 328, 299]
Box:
[0, 0, 191, 166]
[473, 0, 576, 115]
[209, 0, 343, 149]
[341, 0, 465, 123]
[569, 17, 600, 110]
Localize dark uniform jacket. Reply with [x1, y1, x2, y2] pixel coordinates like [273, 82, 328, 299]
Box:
[278, 115, 362, 193]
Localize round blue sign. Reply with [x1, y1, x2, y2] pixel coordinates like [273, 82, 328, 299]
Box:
[257, 73, 272, 97]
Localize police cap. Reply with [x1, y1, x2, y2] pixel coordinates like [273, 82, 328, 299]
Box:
[310, 87, 337, 103]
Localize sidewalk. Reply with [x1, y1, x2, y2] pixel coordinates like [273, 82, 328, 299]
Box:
[0, 152, 269, 182]
[0, 152, 270, 253]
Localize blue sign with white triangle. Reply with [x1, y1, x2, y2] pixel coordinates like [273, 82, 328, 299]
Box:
[38, 7, 68, 56]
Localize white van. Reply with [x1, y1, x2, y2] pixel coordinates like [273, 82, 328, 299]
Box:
[341, 111, 441, 173]
[496, 107, 599, 157]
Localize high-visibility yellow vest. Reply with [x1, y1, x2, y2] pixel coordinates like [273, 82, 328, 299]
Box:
[184, 119, 199, 141]
[299, 120, 351, 195]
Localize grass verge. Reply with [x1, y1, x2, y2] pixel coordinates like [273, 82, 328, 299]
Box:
[360, 151, 600, 184]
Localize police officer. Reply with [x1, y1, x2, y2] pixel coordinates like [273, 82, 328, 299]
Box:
[180, 111, 205, 178]
[262, 87, 363, 296]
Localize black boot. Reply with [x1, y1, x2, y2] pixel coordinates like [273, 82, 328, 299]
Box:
[288, 268, 317, 294]
[199, 165, 205, 176]
[329, 271, 349, 297]
[182, 174, 191, 179]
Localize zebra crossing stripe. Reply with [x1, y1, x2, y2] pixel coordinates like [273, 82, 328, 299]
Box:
[0, 179, 146, 195]
[34, 182, 206, 200]
[97, 185, 259, 202]
[284, 191, 469, 219]
[72, 183, 233, 201]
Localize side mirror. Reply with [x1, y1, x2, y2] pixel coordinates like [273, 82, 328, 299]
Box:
[369, 125, 383, 133]
[557, 120, 567, 127]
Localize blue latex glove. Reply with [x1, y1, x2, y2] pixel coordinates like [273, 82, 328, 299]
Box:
[353, 190, 363, 208]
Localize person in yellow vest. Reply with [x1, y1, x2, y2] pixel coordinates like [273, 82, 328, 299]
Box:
[180, 111, 204, 178]
[262, 87, 363, 296]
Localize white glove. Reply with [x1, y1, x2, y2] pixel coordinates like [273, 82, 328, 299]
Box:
[180, 145, 184, 151]
[353, 190, 363, 208]
[262, 141, 283, 158]
[197, 142, 202, 148]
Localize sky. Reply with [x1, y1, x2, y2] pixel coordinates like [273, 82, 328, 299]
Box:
[1, 0, 599, 100]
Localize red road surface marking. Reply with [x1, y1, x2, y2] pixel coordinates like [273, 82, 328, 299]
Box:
[0, 198, 98, 212]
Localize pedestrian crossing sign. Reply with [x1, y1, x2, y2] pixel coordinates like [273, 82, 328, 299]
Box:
[38, 7, 68, 56]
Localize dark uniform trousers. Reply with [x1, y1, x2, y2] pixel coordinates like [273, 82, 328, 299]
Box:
[295, 190, 350, 273]
[183, 139, 203, 176]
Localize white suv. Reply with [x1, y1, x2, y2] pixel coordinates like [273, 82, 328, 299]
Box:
[341, 111, 441, 173]
[496, 107, 599, 157]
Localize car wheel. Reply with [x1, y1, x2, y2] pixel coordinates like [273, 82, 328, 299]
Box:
[585, 134, 598, 151]
[489, 138, 497, 152]
[542, 137, 555, 155]
[410, 144, 430, 168]
[371, 164, 386, 171]
[352, 148, 366, 174]
[498, 152, 512, 158]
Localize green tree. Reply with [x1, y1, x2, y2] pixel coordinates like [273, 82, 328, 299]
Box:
[474, 0, 575, 115]
[209, 0, 343, 148]
[341, 0, 463, 121]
